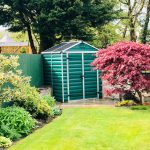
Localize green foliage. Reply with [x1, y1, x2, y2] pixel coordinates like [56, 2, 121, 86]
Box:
[41, 95, 62, 116]
[13, 84, 52, 120]
[115, 100, 136, 107]
[130, 105, 148, 110]
[91, 23, 125, 48]
[20, 47, 27, 53]
[12, 84, 43, 116]
[0, 136, 12, 148]
[0, 55, 52, 120]
[42, 95, 56, 107]
[52, 106, 62, 116]
[0, 0, 119, 52]
[36, 100, 52, 120]
[0, 107, 36, 140]
[0, 55, 30, 104]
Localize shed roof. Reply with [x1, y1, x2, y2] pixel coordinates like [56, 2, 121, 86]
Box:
[42, 41, 98, 54]
[0, 34, 29, 47]
[0, 34, 14, 43]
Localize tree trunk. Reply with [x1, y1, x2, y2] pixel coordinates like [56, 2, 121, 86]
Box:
[119, 94, 123, 101]
[141, 0, 150, 44]
[26, 24, 37, 54]
[137, 90, 144, 104]
[17, 9, 37, 54]
[129, 21, 136, 41]
[123, 25, 128, 38]
[128, 0, 137, 42]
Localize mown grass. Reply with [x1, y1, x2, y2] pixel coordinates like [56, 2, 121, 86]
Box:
[10, 107, 150, 150]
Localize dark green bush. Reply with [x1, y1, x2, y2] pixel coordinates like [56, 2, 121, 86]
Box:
[130, 105, 148, 110]
[0, 136, 12, 148]
[0, 107, 36, 140]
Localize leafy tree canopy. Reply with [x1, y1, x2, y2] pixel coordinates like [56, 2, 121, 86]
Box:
[92, 41, 150, 103]
[0, 0, 118, 53]
[91, 23, 125, 48]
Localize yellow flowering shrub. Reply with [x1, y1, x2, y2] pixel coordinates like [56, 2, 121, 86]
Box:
[0, 55, 52, 120]
[0, 55, 30, 103]
[115, 100, 137, 107]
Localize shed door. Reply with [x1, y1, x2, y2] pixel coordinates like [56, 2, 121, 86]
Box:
[66, 53, 101, 101]
[84, 53, 99, 99]
[67, 53, 83, 100]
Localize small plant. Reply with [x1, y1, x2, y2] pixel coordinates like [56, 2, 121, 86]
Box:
[0, 107, 36, 140]
[115, 100, 136, 107]
[20, 47, 27, 53]
[36, 100, 53, 120]
[52, 106, 62, 116]
[42, 95, 56, 107]
[42, 95, 62, 116]
[130, 105, 148, 110]
[0, 136, 12, 148]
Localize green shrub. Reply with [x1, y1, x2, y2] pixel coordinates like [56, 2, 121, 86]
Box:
[0, 55, 52, 120]
[13, 84, 52, 120]
[115, 100, 136, 107]
[20, 47, 27, 53]
[52, 106, 62, 116]
[0, 136, 12, 148]
[12, 85, 40, 117]
[0, 55, 30, 104]
[36, 100, 52, 120]
[0, 107, 36, 140]
[42, 95, 56, 107]
[42, 95, 62, 116]
[130, 105, 148, 110]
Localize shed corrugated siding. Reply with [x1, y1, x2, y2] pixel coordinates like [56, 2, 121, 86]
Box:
[68, 54, 83, 100]
[43, 54, 51, 85]
[84, 54, 102, 98]
[52, 54, 63, 102]
[43, 54, 63, 102]
[66, 53, 102, 100]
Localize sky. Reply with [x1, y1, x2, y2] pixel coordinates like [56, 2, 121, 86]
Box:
[0, 26, 7, 31]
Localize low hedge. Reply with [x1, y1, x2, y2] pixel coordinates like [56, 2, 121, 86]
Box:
[0, 107, 36, 140]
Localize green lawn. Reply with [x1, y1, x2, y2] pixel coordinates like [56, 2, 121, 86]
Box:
[10, 107, 150, 150]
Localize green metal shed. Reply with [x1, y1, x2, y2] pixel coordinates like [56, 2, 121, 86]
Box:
[42, 41, 102, 102]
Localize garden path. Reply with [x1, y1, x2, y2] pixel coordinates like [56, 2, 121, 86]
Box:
[59, 99, 114, 108]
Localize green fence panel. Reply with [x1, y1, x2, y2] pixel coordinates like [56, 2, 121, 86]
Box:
[1, 54, 43, 87]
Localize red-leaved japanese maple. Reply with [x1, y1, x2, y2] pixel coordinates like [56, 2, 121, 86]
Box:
[92, 41, 150, 103]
